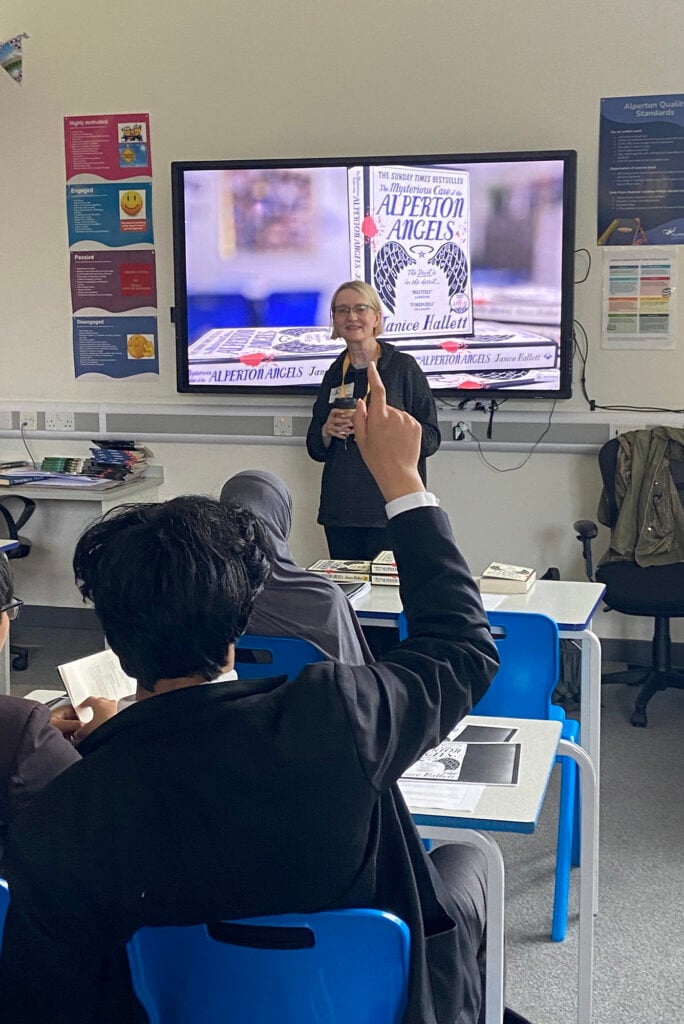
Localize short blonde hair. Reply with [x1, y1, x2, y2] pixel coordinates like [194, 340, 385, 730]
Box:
[330, 281, 383, 340]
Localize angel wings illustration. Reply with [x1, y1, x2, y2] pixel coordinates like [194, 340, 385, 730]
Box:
[374, 240, 469, 314]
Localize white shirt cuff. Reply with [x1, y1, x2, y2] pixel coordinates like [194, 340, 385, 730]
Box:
[385, 491, 440, 519]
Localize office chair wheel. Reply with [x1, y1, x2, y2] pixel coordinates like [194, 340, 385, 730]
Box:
[11, 651, 28, 671]
[630, 706, 647, 728]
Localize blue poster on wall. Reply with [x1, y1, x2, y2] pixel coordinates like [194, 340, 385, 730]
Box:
[72, 315, 158, 377]
[66, 182, 154, 246]
[598, 94, 684, 245]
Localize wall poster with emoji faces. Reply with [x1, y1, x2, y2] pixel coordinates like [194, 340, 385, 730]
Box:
[65, 113, 158, 379]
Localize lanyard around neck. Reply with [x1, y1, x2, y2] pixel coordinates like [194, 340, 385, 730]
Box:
[341, 344, 380, 401]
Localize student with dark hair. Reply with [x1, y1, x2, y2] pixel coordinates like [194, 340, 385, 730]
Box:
[220, 469, 372, 664]
[0, 364, 499, 1024]
[0, 555, 80, 869]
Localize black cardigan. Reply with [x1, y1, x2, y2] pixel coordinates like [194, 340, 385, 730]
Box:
[306, 342, 441, 528]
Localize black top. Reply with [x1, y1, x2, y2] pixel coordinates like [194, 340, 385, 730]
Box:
[306, 342, 441, 528]
[0, 506, 498, 1024]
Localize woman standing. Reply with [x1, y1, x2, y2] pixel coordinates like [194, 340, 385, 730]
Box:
[306, 281, 440, 559]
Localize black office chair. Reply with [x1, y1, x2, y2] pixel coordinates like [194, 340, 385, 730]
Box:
[0, 495, 36, 671]
[574, 433, 684, 727]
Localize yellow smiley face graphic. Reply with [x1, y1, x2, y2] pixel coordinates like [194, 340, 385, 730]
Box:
[120, 190, 143, 217]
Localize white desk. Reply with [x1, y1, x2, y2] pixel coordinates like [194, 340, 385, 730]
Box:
[407, 715, 597, 1024]
[355, 579, 605, 910]
[0, 467, 163, 611]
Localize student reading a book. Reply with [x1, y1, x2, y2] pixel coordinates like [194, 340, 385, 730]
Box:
[220, 469, 372, 664]
[306, 281, 440, 559]
[0, 554, 80, 868]
[0, 363, 500, 1024]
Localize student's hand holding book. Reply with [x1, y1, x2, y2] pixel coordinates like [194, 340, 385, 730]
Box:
[51, 697, 118, 745]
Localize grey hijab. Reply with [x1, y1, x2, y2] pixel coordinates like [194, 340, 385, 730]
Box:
[220, 470, 372, 664]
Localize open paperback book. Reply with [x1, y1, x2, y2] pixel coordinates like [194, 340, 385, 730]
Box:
[57, 649, 136, 721]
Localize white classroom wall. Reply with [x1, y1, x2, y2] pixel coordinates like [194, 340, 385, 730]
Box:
[1, 0, 683, 643]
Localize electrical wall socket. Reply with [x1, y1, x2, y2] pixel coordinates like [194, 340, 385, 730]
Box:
[273, 415, 293, 436]
[452, 420, 471, 441]
[19, 411, 37, 431]
[45, 411, 75, 431]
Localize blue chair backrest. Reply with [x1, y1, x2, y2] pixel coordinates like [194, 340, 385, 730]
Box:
[472, 610, 560, 719]
[0, 878, 8, 946]
[127, 908, 410, 1024]
[234, 634, 328, 681]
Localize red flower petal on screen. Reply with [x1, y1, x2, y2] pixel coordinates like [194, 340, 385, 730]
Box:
[460, 380, 484, 389]
[440, 340, 467, 352]
[238, 353, 271, 366]
[361, 216, 378, 238]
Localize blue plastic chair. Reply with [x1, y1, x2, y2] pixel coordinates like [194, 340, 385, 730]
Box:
[398, 609, 578, 941]
[127, 908, 410, 1024]
[234, 634, 328, 681]
[0, 877, 8, 946]
[475, 611, 580, 941]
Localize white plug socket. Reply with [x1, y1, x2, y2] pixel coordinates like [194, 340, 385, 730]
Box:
[19, 411, 37, 431]
[273, 415, 293, 436]
[45, 411, 75, 431]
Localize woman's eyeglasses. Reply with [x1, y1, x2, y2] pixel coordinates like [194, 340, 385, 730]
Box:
[0, 598, 23, 621]
[332, 303, 372, 316]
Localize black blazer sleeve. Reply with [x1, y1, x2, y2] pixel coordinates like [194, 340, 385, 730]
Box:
[335, 505, 498, 790]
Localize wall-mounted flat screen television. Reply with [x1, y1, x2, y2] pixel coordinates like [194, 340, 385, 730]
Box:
[172, 150, 576, 399]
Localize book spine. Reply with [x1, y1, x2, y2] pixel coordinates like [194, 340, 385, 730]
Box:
[310, 570, 371, 583]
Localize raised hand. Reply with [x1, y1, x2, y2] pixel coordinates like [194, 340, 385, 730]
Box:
[352, 361, 425, 502]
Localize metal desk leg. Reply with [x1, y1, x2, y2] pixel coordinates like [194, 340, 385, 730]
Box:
[418, 826, 505, 1024]
[558, 739, 596, 1024]
[562, 625, 601, 915]
[1, 631, 9, 695]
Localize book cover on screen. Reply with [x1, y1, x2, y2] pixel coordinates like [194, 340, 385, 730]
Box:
[348, 165, 472, 340]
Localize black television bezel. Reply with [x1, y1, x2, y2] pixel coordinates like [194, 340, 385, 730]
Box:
[171, 149, 577, 400]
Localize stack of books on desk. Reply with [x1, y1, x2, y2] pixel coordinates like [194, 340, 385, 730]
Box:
[41, 457, 86, 474]
[82, 440, 152, 482]
[371, 550, 399, 586]
[478, 561, 536, 594]
[307, 558, 371, 582]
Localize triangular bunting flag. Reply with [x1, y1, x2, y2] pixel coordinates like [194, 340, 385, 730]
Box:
[0, 32, 29, 85]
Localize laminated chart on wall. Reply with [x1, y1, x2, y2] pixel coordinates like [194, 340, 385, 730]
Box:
[601, 248, 678, 350]
[64, 113, 158, 379]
